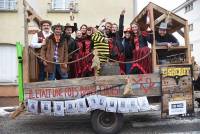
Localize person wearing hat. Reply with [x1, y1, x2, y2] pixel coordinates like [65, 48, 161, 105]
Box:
[40, 23, 68, 80]
[155, 22, 179, 48]
[30, 20, 52, 81]
[121, 27, 133, 74]
[62, 23, 77, 78]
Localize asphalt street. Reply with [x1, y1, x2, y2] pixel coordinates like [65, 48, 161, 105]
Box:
[1, 110, 200, 134]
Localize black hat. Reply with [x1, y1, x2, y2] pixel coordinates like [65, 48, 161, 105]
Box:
[64, 23, 75, 32]
[51, 23, 64, 32]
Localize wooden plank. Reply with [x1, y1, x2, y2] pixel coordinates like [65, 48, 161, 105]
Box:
[177, 29, 184, 37]
[24, 74, 161, 101]
[155, 45, 187, 50]
[154, 14, 167, 25]
[184, 21, 191, 64]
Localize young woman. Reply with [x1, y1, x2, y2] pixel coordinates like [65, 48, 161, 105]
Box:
[80, 24, 87, 39]
[74, 30, 94, 77]
[130, 23, 153, 74]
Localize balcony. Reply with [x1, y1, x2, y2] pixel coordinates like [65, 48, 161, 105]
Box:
[0, 1, 17, 12]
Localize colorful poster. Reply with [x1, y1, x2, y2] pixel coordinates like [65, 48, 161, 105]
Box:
[128, 98, 139, 112]
[137, 96, 150, 111]
[41, 101, 52, 115]
[53, 101, 65, 116]
[87, 95, 99, 110]
[76, 98, 88, 113]
[27, 99, 38, 114]
[117, 98, 129, 113]
[169, 100, 186, 115]
[65, 100, 77, 114]
[106, 97, 118, 112]
[98, 95, 107, 110]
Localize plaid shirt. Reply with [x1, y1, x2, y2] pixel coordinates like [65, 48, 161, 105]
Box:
[54, 43, 59, 62]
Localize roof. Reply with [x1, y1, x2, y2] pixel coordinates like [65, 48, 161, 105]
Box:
[131, 2, 188, 33]
[172, 0, 196, 13]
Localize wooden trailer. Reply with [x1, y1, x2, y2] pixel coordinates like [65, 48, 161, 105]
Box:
[15, 2, 195, 134]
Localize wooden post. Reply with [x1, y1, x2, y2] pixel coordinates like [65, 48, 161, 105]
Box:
[23, 0, 30, 83]
[148, 4, 156, 73]
[184, 21, 191, 64]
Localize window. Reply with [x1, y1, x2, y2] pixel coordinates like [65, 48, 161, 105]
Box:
[189, 24, 193, 31]
[0, 44, 17, 83]
[51, 0, 78, 11]
[0, 0, 16, 10]
[185, 3, 193, 13]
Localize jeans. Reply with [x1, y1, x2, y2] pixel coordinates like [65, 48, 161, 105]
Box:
[125, 63, 132, 74]
[38, 59, 45, 81]
[48, 64, 68, 80]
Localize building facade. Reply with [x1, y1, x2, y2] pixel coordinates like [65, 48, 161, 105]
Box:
[173, 0, 200, 65]
[0, 0, 136, 106]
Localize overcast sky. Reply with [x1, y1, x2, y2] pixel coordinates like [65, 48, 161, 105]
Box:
[137, 0, 185, 13]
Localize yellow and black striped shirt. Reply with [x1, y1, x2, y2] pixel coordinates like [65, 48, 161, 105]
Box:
[92, 31, 109, 63]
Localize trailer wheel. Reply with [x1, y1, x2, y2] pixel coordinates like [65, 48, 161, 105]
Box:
[91, 110, 124, 134]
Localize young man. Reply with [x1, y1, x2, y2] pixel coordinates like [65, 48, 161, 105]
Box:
[155, 22, 179, 48]
[31, 20, 52, 81]
[40, 23, 68, 80]
[63, 23, 77, 78]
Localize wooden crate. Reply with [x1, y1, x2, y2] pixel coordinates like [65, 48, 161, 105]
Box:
[160, 65, 194, 118]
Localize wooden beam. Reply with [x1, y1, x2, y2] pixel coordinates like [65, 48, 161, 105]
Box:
[23, 0, 30, 83]
[184, 21, 191, 64]
[154, 14, 167, 25]
[148, 4, 157, 73]
[27, 14, 36, 21]
[170, 14, 186, 25]
[24, 74, 161, 100]
[177, 29, 184, 37]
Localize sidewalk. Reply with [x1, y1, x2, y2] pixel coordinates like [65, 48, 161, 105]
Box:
[0, 106, 16, 117]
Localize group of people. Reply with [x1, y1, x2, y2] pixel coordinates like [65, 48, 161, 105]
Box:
[31, 10, 179, 81]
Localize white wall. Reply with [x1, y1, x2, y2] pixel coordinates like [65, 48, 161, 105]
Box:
[174, 0, 200, 65]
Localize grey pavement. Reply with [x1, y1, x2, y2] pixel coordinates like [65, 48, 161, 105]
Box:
[1, 109, 200, 134]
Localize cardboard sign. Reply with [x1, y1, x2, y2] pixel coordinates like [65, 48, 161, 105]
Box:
[128, 98, 139, 112]
[106, 97, 118, 112]
[87, 95, 99, 110]
[53, 101, 65, 116]
[41, 101, 52, 115]
[76, 98, 88, 113]
[98, 95, 107, 110]
[65, 100, 77, 114]
[169, 100, 186, 115]
[117, 98, 129, 113]
[27, 99, 38, 114]
[137, 96, 150, 111]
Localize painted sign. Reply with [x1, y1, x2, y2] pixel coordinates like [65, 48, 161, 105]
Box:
[24, 74, 161, 101]
[169, 100, 186, 115]
[161, 67, 191, 77]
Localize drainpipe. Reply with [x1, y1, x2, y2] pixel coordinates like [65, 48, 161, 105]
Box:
[133, 0, 138, 17]
[16, 42, 24, 103]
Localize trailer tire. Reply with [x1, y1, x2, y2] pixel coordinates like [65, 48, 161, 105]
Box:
[91, 110, 124, 134]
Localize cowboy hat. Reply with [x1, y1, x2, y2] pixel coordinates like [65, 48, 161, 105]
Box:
[40, 20, 52, 26]
[157, 22, 169, 30]
[51, 23, 64, 32]
[64, 23, 76, 32]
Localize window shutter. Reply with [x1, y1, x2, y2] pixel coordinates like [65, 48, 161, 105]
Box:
[0, 45, 17, 83]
